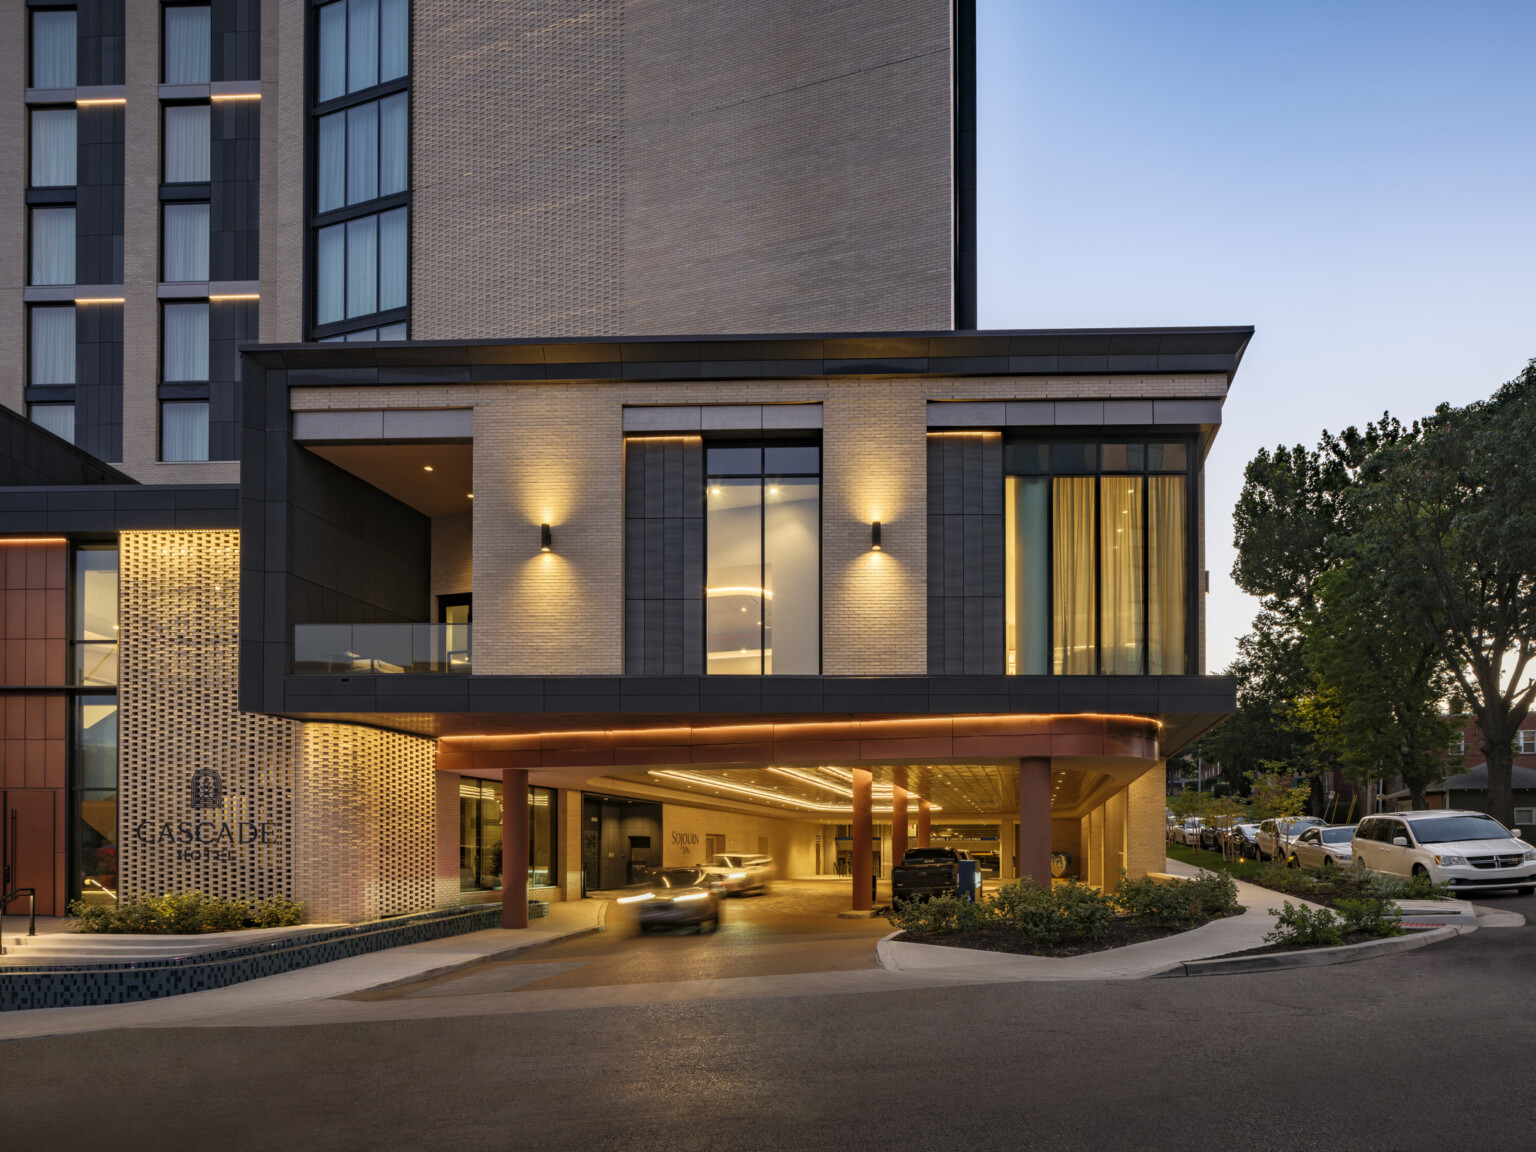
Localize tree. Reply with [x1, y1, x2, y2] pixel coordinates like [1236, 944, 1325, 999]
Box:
[1298, 562, 1462, 810]
[1350, 362, 1536, 826]
[1246, 768, 1313, 862]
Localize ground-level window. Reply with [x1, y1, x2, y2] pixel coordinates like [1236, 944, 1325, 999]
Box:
[73, 695, 118, 906]
[1515, 807, 1535, 828]
[1004, 439, 1192, 675]
[460, 780, 556, 891]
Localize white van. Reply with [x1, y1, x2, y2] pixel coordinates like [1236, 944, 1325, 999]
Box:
[1352, 810, 1536, 893]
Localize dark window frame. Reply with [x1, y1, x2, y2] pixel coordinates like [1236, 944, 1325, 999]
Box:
[1001, 431, 1199, 677]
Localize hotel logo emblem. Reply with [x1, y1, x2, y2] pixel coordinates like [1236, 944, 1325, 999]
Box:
[190, 767, 225, 810]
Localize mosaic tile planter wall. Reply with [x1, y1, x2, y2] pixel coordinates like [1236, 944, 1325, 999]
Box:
[0, 902, 543, 1012]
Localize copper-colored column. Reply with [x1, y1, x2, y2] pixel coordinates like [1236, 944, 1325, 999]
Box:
[1018, 757, 1052, 889]
[917, 798, 932, 847]
[502, 768, 530, 928]
[851, 767, 873, 911]
[891, 783, 909, 865]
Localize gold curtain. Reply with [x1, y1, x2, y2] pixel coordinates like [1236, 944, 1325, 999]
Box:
[1053, 477, 1096, 674]
[1148, 475, 1187, 674]
[1099, 476, 1144, 674]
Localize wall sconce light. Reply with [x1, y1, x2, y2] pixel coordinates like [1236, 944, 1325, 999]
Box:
[540, 524, 553, 552]
[871, 521, 882, 551]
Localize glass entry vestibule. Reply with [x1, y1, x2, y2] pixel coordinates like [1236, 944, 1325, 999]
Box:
[1004, 439, 1192, 676]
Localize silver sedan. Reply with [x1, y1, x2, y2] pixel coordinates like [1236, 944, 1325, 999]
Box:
[1287, 825, 1357, 871]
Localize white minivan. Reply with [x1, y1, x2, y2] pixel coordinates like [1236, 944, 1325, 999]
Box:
[1351, 810, 1536, 894]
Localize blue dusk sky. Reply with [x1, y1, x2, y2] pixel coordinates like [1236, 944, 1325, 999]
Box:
[976, 0, 1536, 672]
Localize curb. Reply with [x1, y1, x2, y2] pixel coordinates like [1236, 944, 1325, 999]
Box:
[1151, 925, 1461, 978]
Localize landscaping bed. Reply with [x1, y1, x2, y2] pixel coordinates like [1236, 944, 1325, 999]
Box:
[1165, 842, 1452, 910]
[886, 872, 1244, 959]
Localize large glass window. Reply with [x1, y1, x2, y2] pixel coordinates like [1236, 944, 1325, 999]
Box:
[30, 108, 76, 187]
[30, 305, 75, 385]
[31, 206, 74, 285]
[161, 400, 210, 462]
[459, 781, 557, 892]
[316, 92, 408, 212]
[74, 545, 118, 686]
[162, 301, 208, 381]
[315, 206, 407, 324]
[163, 5, 210, 84]
[162, 202, 209, 281]
[30, 403, 74, 443]
[318, 0, 408, 102]
[163, 103, 210, 182]
[74, 696, 118, 906]
[31, 9, 76, 88]
[1005, 440, 1190, 676]
[705, 443, 820, 674]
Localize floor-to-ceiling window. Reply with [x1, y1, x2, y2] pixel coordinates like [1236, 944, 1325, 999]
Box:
[72, 543, 119, 906]
[705, 441, 820, 674]
[460, 779, 557, 891]
[1005, 439, 1192, 676]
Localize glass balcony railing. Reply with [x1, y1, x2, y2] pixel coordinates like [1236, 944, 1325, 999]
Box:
[293, 624, 471, 674]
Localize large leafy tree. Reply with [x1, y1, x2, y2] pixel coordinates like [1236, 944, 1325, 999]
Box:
[1297, 563, 1460, 810]
[1349, 362, 1536, 826]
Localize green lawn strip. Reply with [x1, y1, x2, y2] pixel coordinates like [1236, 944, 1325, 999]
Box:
[1164, 841, 1267, 882]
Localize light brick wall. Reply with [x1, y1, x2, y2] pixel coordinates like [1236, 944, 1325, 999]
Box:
[411, 0, 953, 338]
[1125, 760, 1168, 881]
[1104, 788, 1127, 889]
[0, 2, 23, 415]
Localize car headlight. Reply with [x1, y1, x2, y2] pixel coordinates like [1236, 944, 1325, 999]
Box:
[1433, 853, 1467, 867]
[727, 872, 746, 879]
[673, 892, 708, 903]
[1523, 849, 1536, 862]
[617, 893, 653, 904]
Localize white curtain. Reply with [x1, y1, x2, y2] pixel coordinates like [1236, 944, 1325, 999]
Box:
[1052, 477, 1096, 674]
[378, 207, 407, 311]
[31, 404, 75, 444]
[31, 109, 76, 187]
[30, 306, 75, 384]
[163, 302, 209, 381]
[31, 207, 74, 286]
[318, 1, 347, 101]
[345, 214, 377, 317]
[348, 0, 379, 92]
[163, 7, 210, 84]
[377, 320, 407, 340]
[379, 93, 408, 196]
[163, 104, 210, 182]
[1148, 475, 1187, 674]
[380, 0, 408, 80]
[163, 203, 209, 282]
[316, 224, 345, 324]
[161, 401, 209, 462]
[1098, 476, 1144, 675]
[32, 10, 76, 88]
[317, 112, 345, 211]
[346, 99, 378, 204]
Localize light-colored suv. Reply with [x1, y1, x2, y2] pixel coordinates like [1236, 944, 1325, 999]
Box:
[701, 853, 776, 896]
[1352, 810, 1536, 894]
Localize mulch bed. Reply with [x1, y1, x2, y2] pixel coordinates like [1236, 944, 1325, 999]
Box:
[897, 910, 1242, 959]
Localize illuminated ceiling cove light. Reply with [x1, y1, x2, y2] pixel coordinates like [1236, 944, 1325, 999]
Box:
[648, 769, 940, 814]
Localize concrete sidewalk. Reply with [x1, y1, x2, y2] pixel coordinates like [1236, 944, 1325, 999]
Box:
[0, 899, 606, 1040]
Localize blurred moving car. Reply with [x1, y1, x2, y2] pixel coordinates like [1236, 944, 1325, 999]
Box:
[1287, 824, 1357, 870]
[1352, 811, 1536, 894]
[700, 853, 776, 896]
[617, 867, 723, 931]
[1255, 816, 1325, 861]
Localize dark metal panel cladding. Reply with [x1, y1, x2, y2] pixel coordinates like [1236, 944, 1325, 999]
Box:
[211, 99, 259, 282]
[74, 301, 122, 463]
[624, 436, 704, 675]
[75, 104, 124, 286]
[77, 0, 125, 87]
[209, 298, 257, 461]
[926, 430, 1002, 673]
[211, 0, 261, 82]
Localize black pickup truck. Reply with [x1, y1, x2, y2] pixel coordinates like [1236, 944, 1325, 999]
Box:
[891, 847, 969, 902]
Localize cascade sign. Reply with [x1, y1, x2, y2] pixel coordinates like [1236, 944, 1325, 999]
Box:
[131, 768, 282, 864]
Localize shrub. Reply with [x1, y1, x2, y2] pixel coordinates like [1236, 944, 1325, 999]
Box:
[1263, 902, 1343, 948]
[888, 881, 1116, 946]
[67, 891, 306, 935]
[1115, 870, 1241, 927]
[1184, 870, 1241, 919]
[887, 894, 981, 936]
[1335, 897, 1404, 938]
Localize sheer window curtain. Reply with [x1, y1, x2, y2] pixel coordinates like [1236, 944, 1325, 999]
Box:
[379, 207, 407, 310]
[317, 112, 345, 211]
[31, 109, 76, 187]
[163, 203, 209, 281]
[31, 404, 75, 443]
[348, 0, 379, 91]
[380, 0, 408, 80]
[163, 104, 210, 182]
[1099, 476, 1144, 675]
[346, 100, 378, 204]
[31, 207, 75, 285]
[1148, 475, 1187, 674]
[316, 224, 345, 324]
[161, 402, 209, 462]
[163, 7, 210, 84]
[318, 2, 347, 101]
[163, 303, 209, 381]
[32, 10, 76, 88]
[31, 306, 75, 384]
[345, 214, 377, 317]
[379, 93, 408, 195]
[1052, 477, 1096, 675]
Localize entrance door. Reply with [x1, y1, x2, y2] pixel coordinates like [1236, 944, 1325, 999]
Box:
[3, 791, 57, 918]
[706, 834, 726, 860]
